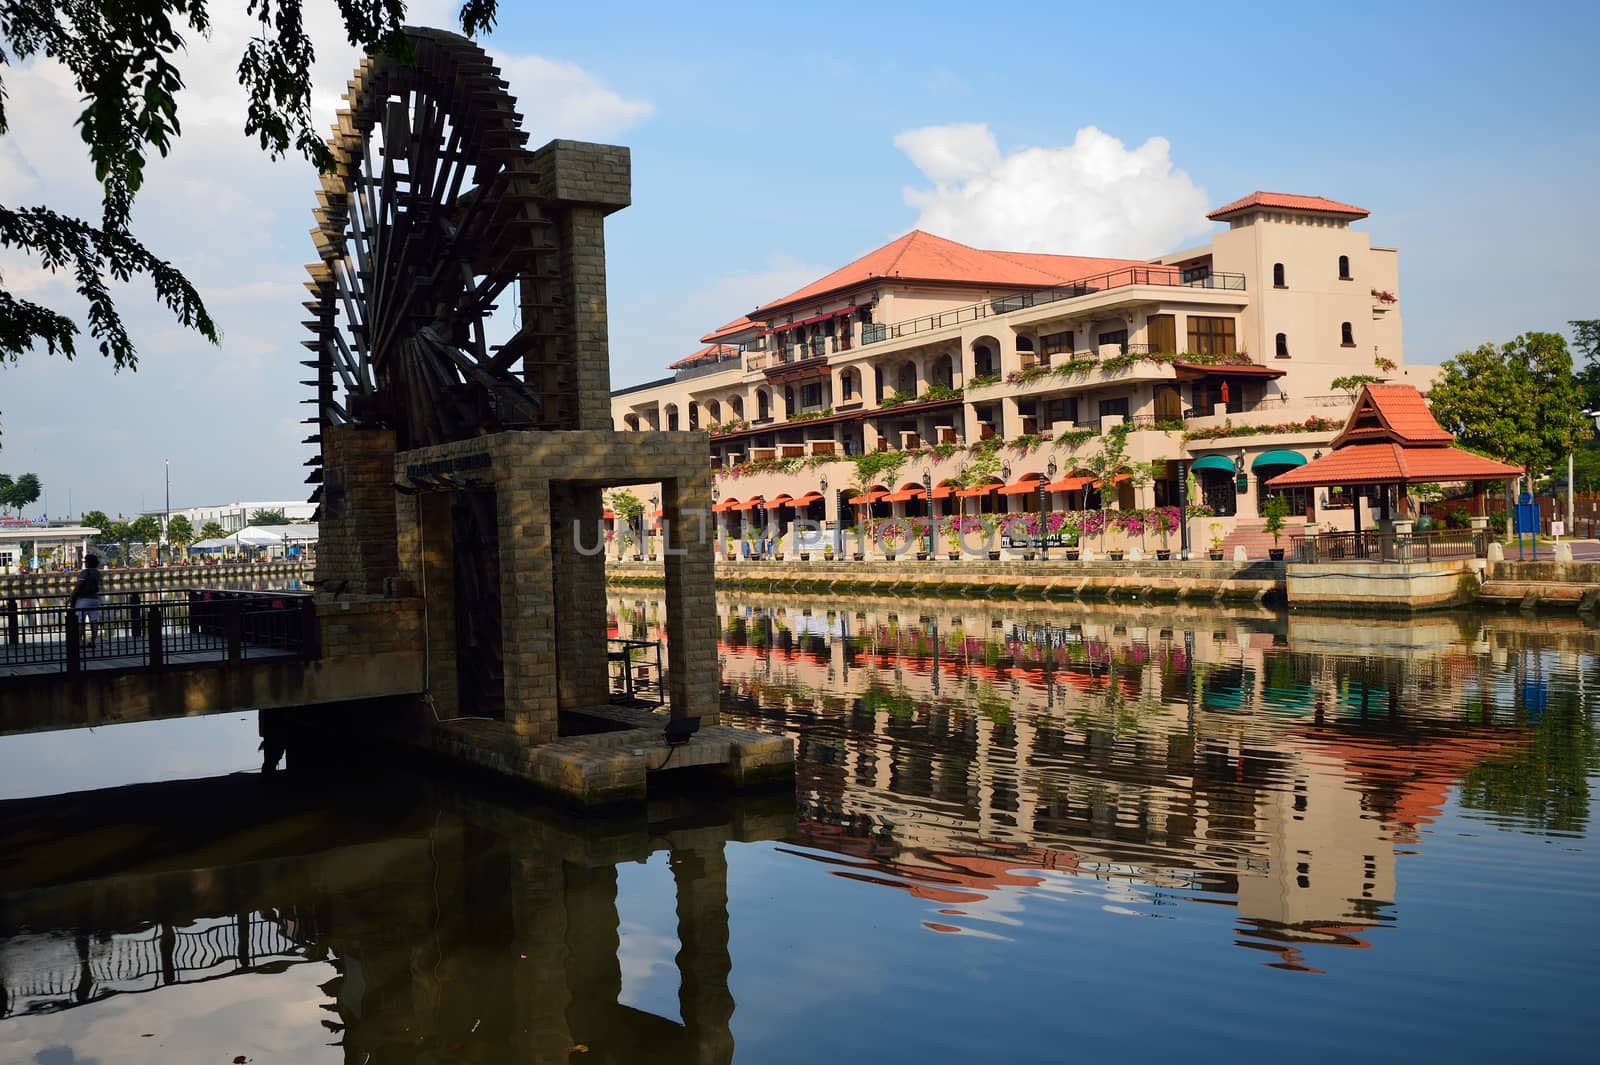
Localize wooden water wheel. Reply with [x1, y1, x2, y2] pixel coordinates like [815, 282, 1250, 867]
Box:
[304, 29, 568, 716]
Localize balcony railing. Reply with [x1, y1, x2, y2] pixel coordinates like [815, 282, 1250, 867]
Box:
[675, 353, 743, 381]
[862, 267, 1246, 346]
[1292, 528, 1487, 564]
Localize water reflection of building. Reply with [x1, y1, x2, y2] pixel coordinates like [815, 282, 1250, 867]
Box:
[611, 591, 1586, 969]
[0, 772, 789, 1063]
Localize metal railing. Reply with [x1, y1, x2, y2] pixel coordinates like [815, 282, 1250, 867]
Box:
[1292, 528, 1487, 564]
[2, 588, 316, 675]
[674, 354, 743, 381]
[862, 267, 1246, 346]
[607, 637, 664, 706]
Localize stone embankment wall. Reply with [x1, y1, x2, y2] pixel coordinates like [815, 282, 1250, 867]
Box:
[607, 559, 1285, 605]
[1479, 561, 1600, 613]
[0, 561, 315, 599]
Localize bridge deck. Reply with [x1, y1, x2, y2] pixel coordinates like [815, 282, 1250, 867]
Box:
[0, 634, 299, 677]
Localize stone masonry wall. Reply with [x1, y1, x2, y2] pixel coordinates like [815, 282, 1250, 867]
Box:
[318, 426, 400, 594]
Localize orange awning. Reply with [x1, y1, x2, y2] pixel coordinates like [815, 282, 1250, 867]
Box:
[785, 492, 824, 507]
[1091, 474, 1129, 488]
[764, 494, 793, 510]
[735, 498, 764, 510]
[649, 509, 664, 518]
[603, 510, 616, 520]
[884, 487, 926, 502]
[956, 483, 1000, 498]
[711, 500, 737, 512]
[931, 485, 957, 499]
[1045, 476, 1091, 492]
[847, 490, 888, 504]
[997, 476, 1046, 495]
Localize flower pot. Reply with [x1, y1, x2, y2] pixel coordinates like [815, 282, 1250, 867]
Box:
[1156, 550, 1172, 561]
[947, 552, 960, 561]
[799, 553, 811, 561]
[916, 552, 928, 560]
[1268, 548, 1285, 561]
[852, 553, 864, 562]
[987, 551, 1001, 561]
[1065, 550, 1080, 561]
[1208, 551, 1223, 561]
[1108, 551, 1125, 561]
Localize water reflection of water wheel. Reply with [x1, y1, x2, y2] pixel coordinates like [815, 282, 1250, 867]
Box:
[304, 30, 568, 717]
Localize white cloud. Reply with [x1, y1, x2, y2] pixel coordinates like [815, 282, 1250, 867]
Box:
[894, 123, 1213, 258]
[493, 54, 655, 144]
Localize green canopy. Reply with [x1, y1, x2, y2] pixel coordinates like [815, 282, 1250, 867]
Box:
[1190, 455, 1235, 474]
[1252, 449, 1307, 471]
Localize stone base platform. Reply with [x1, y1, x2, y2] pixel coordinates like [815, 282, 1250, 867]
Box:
[1284, 559, 1481, 612]
[417, 704, 794, 807]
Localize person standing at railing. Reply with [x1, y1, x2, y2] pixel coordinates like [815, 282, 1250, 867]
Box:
[68, 553, 103, 647]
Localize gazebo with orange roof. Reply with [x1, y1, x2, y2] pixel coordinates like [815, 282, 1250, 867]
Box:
[1266, 384, 1522, 533]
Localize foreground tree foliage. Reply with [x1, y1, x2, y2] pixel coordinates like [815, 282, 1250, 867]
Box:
[0, 0, 500, 434]
[1426, 332, 1589, 482]
[1572, 319, 1600, 413]
[0, 470, 40, 513]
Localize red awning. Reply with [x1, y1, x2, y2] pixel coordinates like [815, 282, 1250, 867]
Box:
[735, 498, 764, 510]
[1045, 476, 1091, 492]
[997, 476, 1046, 495]
[847, 490, 888, 504]
[1092, 474, 1130, 488]
[764, 495, 794, 510]
[785, 492, 824, 508]
[931, 485, 957, 499]
[711, 501, 737, 513]
[884, 487, 926, 502]
[603, 510, 616, 520]
[956, 483, 1001, 498]
[649, 509, 664, 518]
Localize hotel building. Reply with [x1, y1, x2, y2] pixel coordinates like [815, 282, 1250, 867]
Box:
[609, 192, 1436, 554]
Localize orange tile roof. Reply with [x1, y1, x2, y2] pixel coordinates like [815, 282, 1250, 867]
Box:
[667, 343, 738, 370]
[753, 230, 1094, 317]
[699, 316, 759, 344]
[1207, 191, 1370, 221]
[1333, 384, 1454, 447]
[1264, 441, 1522, 488]
[981, 250, 1156, 282]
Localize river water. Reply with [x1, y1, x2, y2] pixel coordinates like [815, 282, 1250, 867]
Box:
[1, 592, 1596, 1063]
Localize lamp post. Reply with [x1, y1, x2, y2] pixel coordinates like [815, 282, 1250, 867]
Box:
[163, 459, 170, 563]
[1176, 458, 1190, 560]
[1041, 458, 1057, 561]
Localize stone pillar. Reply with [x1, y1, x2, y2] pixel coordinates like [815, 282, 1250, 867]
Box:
[674, 844, 735, 1065]
[663, 469, 720, 725]
[999, 396, 1023, 438]
[498, 478, 559, 743]
[564, 863, 623, 1049]
[317, 426, 399, 594]
[550, 483, 609, 710]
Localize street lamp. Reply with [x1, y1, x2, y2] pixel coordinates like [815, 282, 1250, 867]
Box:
[922, 472, 934, 560]
[1041, 459, 1058, 561]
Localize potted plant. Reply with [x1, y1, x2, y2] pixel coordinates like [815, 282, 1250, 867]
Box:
[1263, 494, 1290, 561]
[1154, 506, 1177, 560]
[1208, 523, 1225, 561]
[945, 517, 962, 560]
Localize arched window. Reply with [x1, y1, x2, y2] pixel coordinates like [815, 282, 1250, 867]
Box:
[896, 361, 917, 397]
[665, 403, 679, 431]
[841, 368, 859, 400]
[730, 396, 744, 420]
[707, 399, 722, 424]
[688, 403, 700, 431]
[756, 389, 771, 421]
[1275, 333, 1289, 359]
[1341, 322, 1354, 347]
[973, 344, 994, 378]
[931, 353, 954, 389]
[1338, 255, 1351, 280]
[1273, 262, 1285, 287]
[784, 386, 794, 412]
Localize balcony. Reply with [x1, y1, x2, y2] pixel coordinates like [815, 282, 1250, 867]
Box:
[861, 267, 1246, 346]
[674, 352, 743, 381]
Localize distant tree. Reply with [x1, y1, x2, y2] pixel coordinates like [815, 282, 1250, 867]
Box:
[81, 509, 110, 533]
[1573, 320, 1600, 414]
[166, 514, 194, 555]
[1427, 333, 1590, 483]
[248, 507, 290, 526]
[4, 472, 41, 514]
[128, 515, 161, 560]
[102, 520, 133, 563]
[199, 520, 226, 541]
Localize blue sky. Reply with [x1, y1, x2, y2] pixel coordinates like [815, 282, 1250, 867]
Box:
[0, 0, 1596, 517]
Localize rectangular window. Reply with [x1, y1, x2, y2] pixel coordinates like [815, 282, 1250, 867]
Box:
[1097, 329, 1129, 354]
[1147, 314, 1176, 353]
[1098, 397, 1130, 419]
[799, 382, 824, 408]
[1181, 265, 1211, 285]
[1186, 316, 1237, 356]
[1040, 330, 1074, 357]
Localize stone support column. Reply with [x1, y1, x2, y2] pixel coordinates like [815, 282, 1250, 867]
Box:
[550, 483, 609, 710]
[511, 848, 574, 1063]
[417, 492, 459, 718]
[498, 479, 558, 743]
[663, 469, 720, 725]
[318, 426, 399, 594]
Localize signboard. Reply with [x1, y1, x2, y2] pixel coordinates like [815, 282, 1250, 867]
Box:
[1552, 520, 1565, 538]
[1513, 502, 1541, 535]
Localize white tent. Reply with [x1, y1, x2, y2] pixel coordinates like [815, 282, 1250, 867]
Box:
[231, 526, 286, 547]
